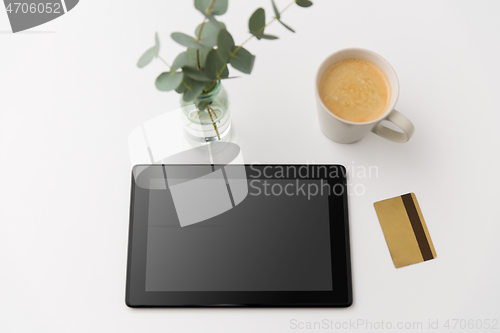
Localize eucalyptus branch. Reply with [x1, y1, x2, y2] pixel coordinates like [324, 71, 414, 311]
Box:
[260, 0, 295, 32]
[138, 0, 313, 134]
[196, 21, 207, 69]
[195, 0, 216, 69]
[213, 0, 301, 80]
[234, 0, 296, 55]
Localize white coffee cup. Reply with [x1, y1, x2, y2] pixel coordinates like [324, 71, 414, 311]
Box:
[315, 48, 415, 144]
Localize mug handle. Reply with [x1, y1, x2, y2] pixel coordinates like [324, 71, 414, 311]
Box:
[372, 109, 415, 143]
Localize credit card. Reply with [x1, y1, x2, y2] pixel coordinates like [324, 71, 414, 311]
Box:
[374, 193, 437, 268]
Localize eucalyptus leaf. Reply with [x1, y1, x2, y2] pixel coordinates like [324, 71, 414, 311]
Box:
[155, 71, 184, 92]
[175, 81, 187, 94]
[278, 19, 295, 32]
[194, 0, 210, 13]
[195, 21, 226, 48]
[186, 48, 197, 67]
[295, 0, 313, 7]
[203, 81, 217, 91]
[137, 32, 160, 68]
[217, 29, 235, 63]
[137, 46, 156, 68]
[249, 8, 266, 38]
[260, 34, 279, 40]
[195, 0, 228, 16]
[182, 76, 205, 102]
[211, 0, 228, 15]
[171, 52, 188, 70]
[205, 49, 229, 80]
[171, 32, 204, 49]
[182, 66, 213, 82]
[271, 0, 280, 19]
[186, 47, 212, 68]
[229, 46, 255, 74]
[154, 32, 160, 54]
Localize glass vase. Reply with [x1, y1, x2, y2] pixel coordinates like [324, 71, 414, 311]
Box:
[179, 81, 231, 145]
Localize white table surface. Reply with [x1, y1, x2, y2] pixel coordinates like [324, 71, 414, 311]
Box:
[1, 1, 500, 332]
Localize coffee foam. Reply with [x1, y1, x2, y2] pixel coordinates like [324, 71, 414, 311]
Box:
[319, 58, 391, 122]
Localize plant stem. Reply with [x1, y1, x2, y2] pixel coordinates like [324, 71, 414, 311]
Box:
[206, 105, 221, 140]
[191, 110, 201, 119]
[237, 35, 254, 51]
[208, 80, 217, 92]
[195, 0, 217, 69]
[206, 0, 217, 14]
[186, 109, 202, 126]
[196, 21, 207, 41]
[196, 20, 207, 69]
[203, 80, 217, 94]
[272, 0, 296, 25]
[207, 104, 218, 119]
[157, 55, 171, 69]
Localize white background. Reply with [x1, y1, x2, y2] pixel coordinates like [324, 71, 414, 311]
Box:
[1, 1, 500, 332]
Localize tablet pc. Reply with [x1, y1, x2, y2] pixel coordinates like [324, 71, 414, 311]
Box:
[126, 164, 352, 307]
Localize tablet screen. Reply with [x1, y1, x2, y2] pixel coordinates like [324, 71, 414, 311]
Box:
[126, 164, 351, 307]
[145, 178, 333, 292]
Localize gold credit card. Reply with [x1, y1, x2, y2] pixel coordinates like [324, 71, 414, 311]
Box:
[374, 193, 437, 268]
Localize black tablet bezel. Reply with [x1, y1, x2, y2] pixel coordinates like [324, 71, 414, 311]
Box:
[125, 164, 352, 307]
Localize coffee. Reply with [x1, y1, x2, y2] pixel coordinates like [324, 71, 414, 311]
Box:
[319, 58, 391, 122]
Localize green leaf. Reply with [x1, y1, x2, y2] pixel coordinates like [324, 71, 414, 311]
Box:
[205, 49, 229, 80]
[278, 19, 295, 32]
[260, 34, 279, 40]
[249, 8, 279, 40]
[175, 81, 187, 94]
[171, 52, 188, 70]
[217, 29, 235, 63]
[171, 32, 204, 49]
[211, 0, 228, 15]
[137, 33, 160, 68]
[194, 0, 210, 13]
[195, 0, 228, 16]
[203, 81, 217, 91]
[154, 32, 160, 54]
[182, 66, 213, 82]
[155, 71, 184, 92]
[296, 0, 313, 7]
[186, 49, 197, 67]
[195, 21, 225, 48]
[182, 76, 205, 102]
[194, 0, 209, 13]
[271, 0, 280, 19]
[249, 8, 266, 38]
[186, 47, 212, 68]
[229, 46, 255, 74]
[137, 46, 156, 68]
